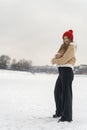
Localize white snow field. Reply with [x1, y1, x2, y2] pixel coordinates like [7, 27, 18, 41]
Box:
[0, 70, 87, 130]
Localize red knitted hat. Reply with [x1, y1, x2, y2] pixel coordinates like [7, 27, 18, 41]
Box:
[62, 30, 74, 41]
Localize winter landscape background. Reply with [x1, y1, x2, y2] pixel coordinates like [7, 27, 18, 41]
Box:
[0, 0, 87, 129]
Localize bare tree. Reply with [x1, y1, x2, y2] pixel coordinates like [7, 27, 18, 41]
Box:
[11, 59, 32, 71]
[11, 58, 17, 70]
[0, 55, 11, 69]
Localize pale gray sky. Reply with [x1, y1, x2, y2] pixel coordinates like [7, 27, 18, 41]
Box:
[0, 0, 87, 65]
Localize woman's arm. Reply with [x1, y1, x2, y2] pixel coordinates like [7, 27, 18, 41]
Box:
[51, 45, 75, 65]
[54, 44, 64, 59]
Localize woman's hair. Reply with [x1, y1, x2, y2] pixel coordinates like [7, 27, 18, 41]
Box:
[58, 43, 70, 55]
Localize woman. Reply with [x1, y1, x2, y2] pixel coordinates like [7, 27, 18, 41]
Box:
[51, 30, 76, 122]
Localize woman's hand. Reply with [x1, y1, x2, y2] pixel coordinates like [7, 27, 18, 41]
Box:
[51, 58, 56, 64]
[55, 53, 62, 58]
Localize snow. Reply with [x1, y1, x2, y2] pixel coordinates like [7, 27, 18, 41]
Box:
[0, 70, 87, 130]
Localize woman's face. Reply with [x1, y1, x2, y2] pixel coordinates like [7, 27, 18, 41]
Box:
[63, 36, 71, 45]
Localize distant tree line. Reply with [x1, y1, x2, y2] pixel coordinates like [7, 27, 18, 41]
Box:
[0, 54, 87, 75]
[0, 54, 58, 74]
[0, 55, 32, 71]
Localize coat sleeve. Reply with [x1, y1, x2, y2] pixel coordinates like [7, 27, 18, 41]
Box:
[53, 45, 75, 65]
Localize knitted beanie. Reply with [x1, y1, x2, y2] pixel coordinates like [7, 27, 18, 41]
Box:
[62, 30, 74, 41]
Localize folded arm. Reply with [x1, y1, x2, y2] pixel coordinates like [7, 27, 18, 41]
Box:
[52, 45, 75, 65]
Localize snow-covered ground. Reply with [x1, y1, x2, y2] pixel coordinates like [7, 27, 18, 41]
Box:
[0, 70, 87, 130]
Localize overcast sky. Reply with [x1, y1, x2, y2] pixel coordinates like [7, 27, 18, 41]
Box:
[0, 0, 87, 65]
